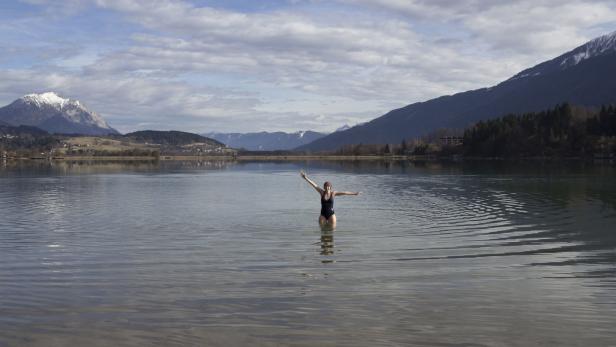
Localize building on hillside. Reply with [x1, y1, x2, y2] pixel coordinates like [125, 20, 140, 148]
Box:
[440, 136, 464, 146]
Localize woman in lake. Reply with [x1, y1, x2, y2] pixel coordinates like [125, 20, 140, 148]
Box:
[300, 171, 360, 228]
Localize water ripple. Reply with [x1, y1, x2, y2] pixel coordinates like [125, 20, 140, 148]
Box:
[1, 162, 616, 346]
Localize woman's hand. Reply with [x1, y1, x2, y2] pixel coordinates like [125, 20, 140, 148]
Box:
[301, 171, 322, 193]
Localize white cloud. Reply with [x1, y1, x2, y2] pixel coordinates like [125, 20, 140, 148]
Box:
[2, 0, 616, 133]
[0, 69, 266, 132]
[343, 0, 616, 57]
[86, 1, 511, 101]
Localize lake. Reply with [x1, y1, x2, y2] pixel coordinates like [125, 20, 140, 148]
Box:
[1, 160, 615, 346]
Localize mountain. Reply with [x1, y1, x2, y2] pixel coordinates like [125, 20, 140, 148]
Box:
[0, 92, 119, 135]
[124, 130, 224, 147]
[0, 123, 48, 137]
[298, 31, 616, 152]
[0, 123, 54, 151]
[335, 124, 351, 132]
[204, 130, 326, 150]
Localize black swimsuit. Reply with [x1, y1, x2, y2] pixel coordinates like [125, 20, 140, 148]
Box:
[321, 192, 334, 219]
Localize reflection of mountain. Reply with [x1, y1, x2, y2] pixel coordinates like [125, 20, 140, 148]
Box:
[432, 162, 616, 275]
[0, 159, 236, 176]
[488, 173, 616, 276]
[299, 31, 616, 151]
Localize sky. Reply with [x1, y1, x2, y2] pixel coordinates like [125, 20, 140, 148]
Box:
[1, 0, 615, 134]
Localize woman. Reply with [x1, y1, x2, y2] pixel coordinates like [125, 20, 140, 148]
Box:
[300, 171, 360, 228]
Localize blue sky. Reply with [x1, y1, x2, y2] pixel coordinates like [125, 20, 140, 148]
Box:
[1, 0, 615, 134]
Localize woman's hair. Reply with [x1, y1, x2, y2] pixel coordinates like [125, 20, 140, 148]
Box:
[323, 181, 332, 189]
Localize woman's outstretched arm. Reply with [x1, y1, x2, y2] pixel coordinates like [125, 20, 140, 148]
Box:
[335, 191, 361, 196]
[300, 171, 324, 194]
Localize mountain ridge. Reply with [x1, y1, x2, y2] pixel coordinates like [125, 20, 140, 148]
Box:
[0, 92, 118, 136]
[205, 130, 326, 150]
[125, 130, 225, 147]
[298, 31, 616, 152]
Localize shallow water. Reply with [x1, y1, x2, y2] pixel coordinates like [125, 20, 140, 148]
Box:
[1, 160, 616, 346]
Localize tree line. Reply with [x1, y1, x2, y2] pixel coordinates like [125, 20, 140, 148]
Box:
[463, 104, 616, 157]
[329, 103, 615, 158]
[332, 128, 462, 156]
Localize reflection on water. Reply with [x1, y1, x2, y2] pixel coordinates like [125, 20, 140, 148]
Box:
[1, 160, 616, 346]
[319, 230, 334, 259]
[319, 219, 335, 262]
[0, 159, 236, 177]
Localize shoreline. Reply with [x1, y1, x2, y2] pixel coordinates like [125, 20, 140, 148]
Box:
[2, 154, 614, 162]
[3, 154, 412, 161]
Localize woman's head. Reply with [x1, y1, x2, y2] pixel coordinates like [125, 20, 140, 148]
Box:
[323, 181, 332, 191]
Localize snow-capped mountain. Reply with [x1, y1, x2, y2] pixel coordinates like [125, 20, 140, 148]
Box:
[0, 92, 118, 135]
[560, 31, 616, 67]
[204, 130, 326, 150]
[509, 30, 616, 81]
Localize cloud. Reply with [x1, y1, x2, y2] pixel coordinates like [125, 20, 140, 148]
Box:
[343, 0, 616, 57]
[2, 0, 615, 134]
[87, 0, 512, 100]
[0, 68, 266, 132]
[463, 1, 616, 54]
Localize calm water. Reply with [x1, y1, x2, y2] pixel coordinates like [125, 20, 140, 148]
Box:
[1, 160, 616, 346]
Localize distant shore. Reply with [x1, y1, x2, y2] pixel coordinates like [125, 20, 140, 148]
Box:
[3, 154, 614, 162]
[5, 154, 416, 161]
[235, 154, 411, 161]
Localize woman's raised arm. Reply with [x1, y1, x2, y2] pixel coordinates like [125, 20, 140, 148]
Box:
[300, 171, 323, 194]
[334, 191, 361, 196]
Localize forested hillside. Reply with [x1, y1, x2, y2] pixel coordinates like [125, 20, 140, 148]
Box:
[463, 104, 616, 157]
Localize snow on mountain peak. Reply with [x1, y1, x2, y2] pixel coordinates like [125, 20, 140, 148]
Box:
[590, 30, 616, 48]
[560, 30, 616, 67]
[335, 124, 351, 132]
[507, 30, 616, 82]
[18, 92, 112, 130]
[22, 92, 71, 108]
